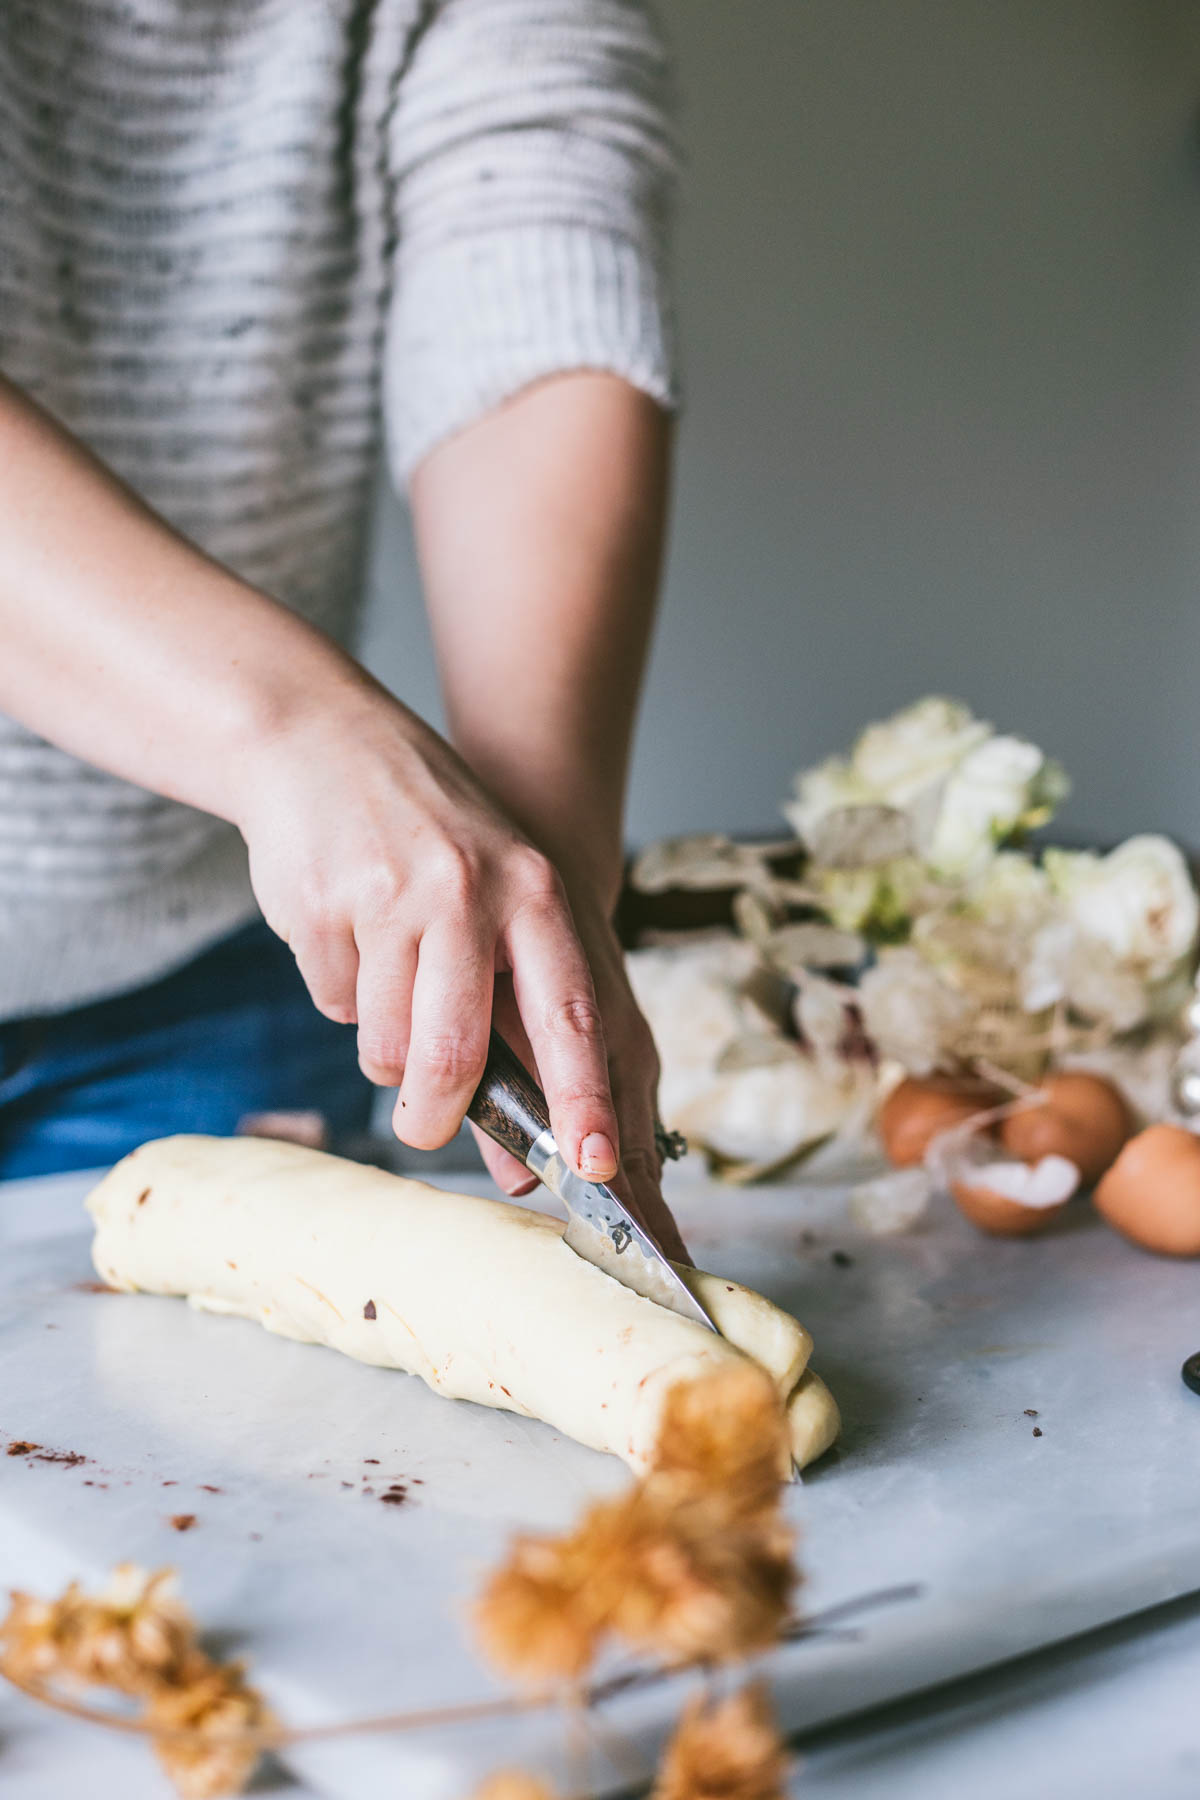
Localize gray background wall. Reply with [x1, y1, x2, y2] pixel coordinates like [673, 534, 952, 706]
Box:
[360, 0, 1200, 853]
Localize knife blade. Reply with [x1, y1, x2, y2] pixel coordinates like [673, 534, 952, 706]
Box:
[467, 1029, 718, 1334]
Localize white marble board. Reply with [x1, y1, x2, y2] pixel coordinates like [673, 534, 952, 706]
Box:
[0, 1161, 1197, 1797]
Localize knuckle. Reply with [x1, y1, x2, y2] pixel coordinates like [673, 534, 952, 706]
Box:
[544, 994, 604, 1043]
[414, 1032, 483, 1088]
[428, 843, 482, 909]
[511, 848, 562, 904]
[557, 1080, 614, 1116]
[357, 1032, 408, 1080]
[357, 859, 408, 925]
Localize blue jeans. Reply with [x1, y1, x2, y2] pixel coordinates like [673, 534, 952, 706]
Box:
[0, 920, 373, 1180]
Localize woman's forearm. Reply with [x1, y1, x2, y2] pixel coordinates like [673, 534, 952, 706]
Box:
[409, 370, 671, 915]
[0, 373, 369, 820]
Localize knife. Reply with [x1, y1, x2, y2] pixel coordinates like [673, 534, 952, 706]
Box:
[467, 1030, 718, 1334]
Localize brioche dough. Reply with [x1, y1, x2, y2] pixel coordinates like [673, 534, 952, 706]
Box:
[86, 1136, 839, 1474]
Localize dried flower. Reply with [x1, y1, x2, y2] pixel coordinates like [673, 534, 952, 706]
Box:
[471, 1773, 558, 1800]
[475, 1366, 798, 1682]
[652, 1683, 790, 1800]
[2, 1567, 270, 1799]
[474, 1534, 601, 1684]
[650, 1365, 786, 1522]
[147, 1660, 273, 1799]
[1, 1564, 197, 1696]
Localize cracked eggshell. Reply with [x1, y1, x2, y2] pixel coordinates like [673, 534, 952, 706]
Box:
[1094, 1124, 1200, 1257]
[999, 1071, 1133, 1186]
[878, 1074, 1003, 1168]
[950, 1153, 1080, 1236]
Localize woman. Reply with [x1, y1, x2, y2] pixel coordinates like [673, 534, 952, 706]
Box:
[0, 0, 685, 1254]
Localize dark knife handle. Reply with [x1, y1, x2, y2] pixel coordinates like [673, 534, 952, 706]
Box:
[467, 1030, 552, 1167]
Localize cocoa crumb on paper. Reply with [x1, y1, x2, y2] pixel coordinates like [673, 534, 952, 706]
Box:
[7, 1440, 89, 1468]
[379, 1485, 407, 1507]
[363, 1458, 379, 1464]
[1024, 1409, 1039, 1418]
[831, 1250, 854, 1269]
[136, 1188, 151, 1206]
[1032, 1427, 1043, 1438]
[169, 1514, 197, 1532]
[199, 1485, 223, 1494]
[363, 1300, 377, 1320]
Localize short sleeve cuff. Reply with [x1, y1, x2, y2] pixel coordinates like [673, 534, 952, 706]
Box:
[383, 222, 680, 484]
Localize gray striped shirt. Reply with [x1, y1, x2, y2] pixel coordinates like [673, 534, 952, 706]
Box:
[0, 0, 677, 1018]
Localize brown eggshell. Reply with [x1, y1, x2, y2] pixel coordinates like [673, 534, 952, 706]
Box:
[999, 1072, 1133, 1186]
[1094, 1124, 1200, 1257]
[879, 1076, 1002, 1168]
[950, 1179, 1071, 1237]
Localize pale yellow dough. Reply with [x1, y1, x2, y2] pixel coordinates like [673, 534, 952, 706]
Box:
[86, 1136, 839, 1474]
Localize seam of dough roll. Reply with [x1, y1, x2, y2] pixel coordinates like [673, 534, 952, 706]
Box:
[86, 1136, 839, 1474]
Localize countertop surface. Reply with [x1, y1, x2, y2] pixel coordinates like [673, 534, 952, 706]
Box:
[1, 1157, 1197, 1797]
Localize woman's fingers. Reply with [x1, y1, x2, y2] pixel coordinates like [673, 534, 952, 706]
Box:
[505, 890, 619, 1181]
[289, 922, 360, 1026]
[354, 927, 417, 1087]
[393, 922, 493, 1148]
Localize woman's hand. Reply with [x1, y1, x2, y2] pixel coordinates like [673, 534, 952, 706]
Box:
[236, 681, 683, 1254]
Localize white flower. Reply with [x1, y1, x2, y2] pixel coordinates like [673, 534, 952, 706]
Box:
[1045, 836, 1199, 981]
[786, 698, 1068, 909]
[786, 698, 987, 842]
[625, 939, 872, 1166]
[851, 697, 991, 801]
[856, 948, 971, 1076]
[927, 736, 1066, 878]
[672, 1057, 870, 1167]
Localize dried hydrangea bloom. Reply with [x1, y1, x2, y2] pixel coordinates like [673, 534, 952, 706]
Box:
[471, 1774, 559, 1800]
[652, 1683, 789, 1800]
[147, 1660, 272, 1799]
[1, 1564, 197, 1697]
[475, 1364, 798, 1681]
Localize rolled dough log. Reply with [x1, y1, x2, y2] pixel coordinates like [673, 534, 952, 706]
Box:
[86, 1136, 839, 1474]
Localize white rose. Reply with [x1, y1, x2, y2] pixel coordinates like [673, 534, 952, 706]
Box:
[1045, 836, 1200, 980]
[850, 697, 991, 804]
[966, 850, 1052, 920]
[785, 698, 986, 844]
[927, 737, 1068, 878]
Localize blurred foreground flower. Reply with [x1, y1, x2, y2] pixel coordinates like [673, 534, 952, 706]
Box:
[474, 1364, 797, 1684]
[652, 1682, 790, 1800]
[0, 1564, 270, 1798]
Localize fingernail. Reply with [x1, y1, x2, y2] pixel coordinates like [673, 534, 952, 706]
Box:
[580, 1132, 618, 1178]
